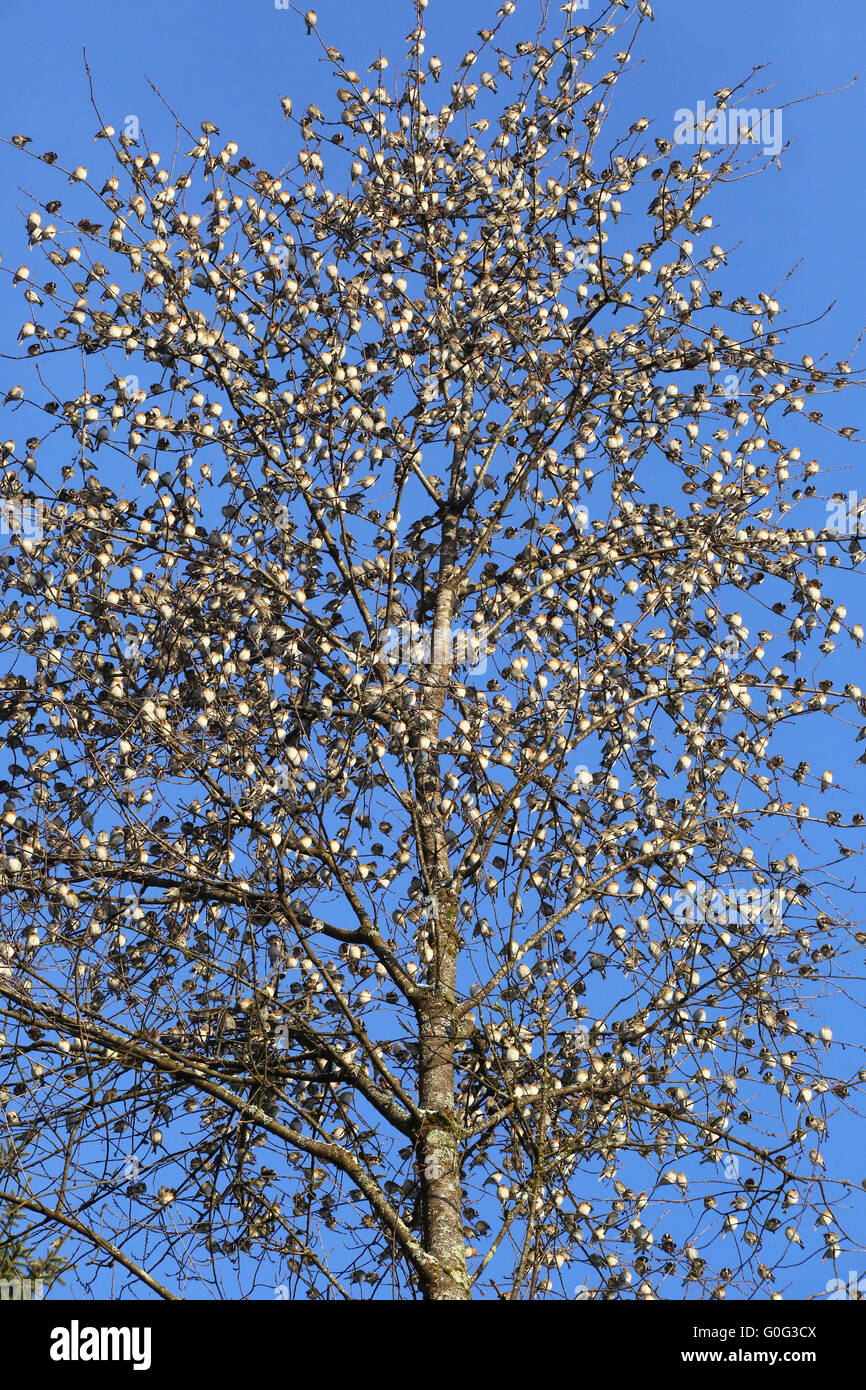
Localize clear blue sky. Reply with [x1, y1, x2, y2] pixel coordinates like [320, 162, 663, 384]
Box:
[0, 0, 864, 1301]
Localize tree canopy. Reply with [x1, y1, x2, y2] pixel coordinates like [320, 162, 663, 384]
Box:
[0, 0, 864, 1300]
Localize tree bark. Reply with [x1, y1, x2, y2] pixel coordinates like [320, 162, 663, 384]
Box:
[417, 889, 470, 1300]
[414, 510, 471, 1299]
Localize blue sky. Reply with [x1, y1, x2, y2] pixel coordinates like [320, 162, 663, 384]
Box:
[0, 0, 864, 1301]
[1, 0, 862, 507]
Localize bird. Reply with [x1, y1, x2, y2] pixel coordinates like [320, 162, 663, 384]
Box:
[304, 10, 317, 33]
[268, 934, 286, 970]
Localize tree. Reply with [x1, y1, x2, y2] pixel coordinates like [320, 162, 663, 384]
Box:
[0, 1140, 71, 1296]
[0, 0, 863, 1301]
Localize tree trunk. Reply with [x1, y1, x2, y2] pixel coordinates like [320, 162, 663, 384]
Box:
[414, 512, 470, 1299]
[417, 887, 470, 1300]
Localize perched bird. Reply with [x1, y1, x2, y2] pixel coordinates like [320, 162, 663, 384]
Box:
[268, 934, 286, 969]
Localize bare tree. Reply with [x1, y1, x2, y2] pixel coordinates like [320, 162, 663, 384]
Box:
[0, 0, 863, 1301]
